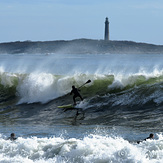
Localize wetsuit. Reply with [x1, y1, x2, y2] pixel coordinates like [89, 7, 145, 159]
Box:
[70, 86, 83, 105]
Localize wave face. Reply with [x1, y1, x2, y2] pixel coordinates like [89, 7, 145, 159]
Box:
[0, 72, 163, 105]
[0, 53, 163, 127]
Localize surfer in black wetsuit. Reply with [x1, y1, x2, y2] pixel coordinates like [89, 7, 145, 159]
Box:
[7, 133, 17, 141]
[137, 133, 154, 144]
[144, 133, 154, 141]
[70, 85, 83, 105]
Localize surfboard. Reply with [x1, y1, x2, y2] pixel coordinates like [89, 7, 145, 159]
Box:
[57, 104, 75, 109]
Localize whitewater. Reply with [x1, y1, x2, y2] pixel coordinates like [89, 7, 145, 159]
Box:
[0, 53, 163, 163]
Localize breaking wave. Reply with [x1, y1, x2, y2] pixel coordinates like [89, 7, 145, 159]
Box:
[0, 70, 163, 106]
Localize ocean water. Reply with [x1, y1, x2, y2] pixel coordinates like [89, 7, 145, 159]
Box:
[0, 53, 163, 163]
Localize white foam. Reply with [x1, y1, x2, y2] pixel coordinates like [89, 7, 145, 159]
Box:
[17, 73, 68, 104]
[0, 134, 163, 163]
[75, 100, 88, 110]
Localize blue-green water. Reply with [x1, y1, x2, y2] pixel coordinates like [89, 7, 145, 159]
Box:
[0, 53, 163, 162]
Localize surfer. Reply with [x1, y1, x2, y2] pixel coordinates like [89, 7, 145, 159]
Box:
[70, 85, 83, 105]
[7, 133, 17, 141]
[144, 133, 154, 141]
[137, 133, 154, 144]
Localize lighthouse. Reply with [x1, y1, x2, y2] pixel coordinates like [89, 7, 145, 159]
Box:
[104, 17, 109, 40]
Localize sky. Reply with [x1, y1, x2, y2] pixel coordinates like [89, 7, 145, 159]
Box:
[0, 0, 163, 45]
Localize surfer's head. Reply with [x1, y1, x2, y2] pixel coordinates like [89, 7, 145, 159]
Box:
[72, 85, 75, 89]
[11, 133, 16, 138]
[149, 133, 154, 138]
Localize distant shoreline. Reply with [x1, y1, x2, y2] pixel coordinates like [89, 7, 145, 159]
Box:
[0, 39, 163, 54]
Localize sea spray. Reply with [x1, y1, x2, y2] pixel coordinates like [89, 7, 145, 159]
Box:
[0, 71, 162, 105]
[17, 73, 58, 104]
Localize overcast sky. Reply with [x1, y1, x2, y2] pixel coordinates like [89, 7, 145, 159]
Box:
[0, 0, 163, 45]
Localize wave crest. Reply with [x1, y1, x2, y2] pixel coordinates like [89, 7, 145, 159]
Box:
[0, 72, 163, 105]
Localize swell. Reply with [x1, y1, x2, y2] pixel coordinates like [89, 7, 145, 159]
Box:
[0, 75, 162, 127]
[0, 72, 163, 105]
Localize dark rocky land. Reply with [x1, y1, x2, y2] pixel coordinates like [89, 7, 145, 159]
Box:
[0, 39, 163, 54]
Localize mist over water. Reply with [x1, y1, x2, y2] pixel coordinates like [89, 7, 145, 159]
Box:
[0, 53, 163, 162]
[1, 53, 162, 74]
